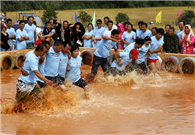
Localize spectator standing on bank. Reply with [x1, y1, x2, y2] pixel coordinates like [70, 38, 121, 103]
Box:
[6, 19, 16, 49]
[71, 22, 85, 46]
[1, 23, 10, 51]
[24, 16, 36, 49]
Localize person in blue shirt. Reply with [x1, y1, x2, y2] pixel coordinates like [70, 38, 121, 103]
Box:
[176, 21, 185, 53]
[15, 43, 53, 104]
[44, 40, 67, 92]
[24, 16, 36, 49]
[136, 21, 144, 39]
[6, 19, 16, 50]
[139, 23, 153, 39]
[92, 19, 105, 48]
[123, 38, 144, 53]
[65, 45, 89, 99]
[58, 42, 71, 82]
[86, 30, 119, 82]
[110, 49, 139, 76]
[122, 23, 136, 48]
[16, 20, 29, 50]
[82, 23, 94, 48]
[137, 36, 152, 74]
[147, 28, 164, 73]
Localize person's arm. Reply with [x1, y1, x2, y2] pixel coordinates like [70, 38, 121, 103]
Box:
[18, 37, 25, 41]
[43, 32, 54, 38]
[102, 35, 117, 43]
[163, 36, 167, 52]
[8, 35, 15, 39]
[66, 65, 70, 72]
[24, 36, 29, 40]
[179, 36, 185, 45]
[113, 51, 122, 66]
[175, 35, 179, 53]
[150, 45, 163, 53]
[34, 70, 53, 86]
[83, 35, 92, 40]
[188, 36, 195, 46]
[34, 32, 36, 42]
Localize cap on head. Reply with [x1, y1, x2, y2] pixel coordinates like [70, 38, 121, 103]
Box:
[130, 49, 138, 59]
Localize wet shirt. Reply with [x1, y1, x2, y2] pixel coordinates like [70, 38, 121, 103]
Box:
[123, 42, 135, 53]
[111, 52, 132, 71]
[24, 23, 36, 43]
[139, 29, 153, 39]
[94, 34, 117, 58]
[92, 27, 105, 47]
[44, 47, 60, 77]
[6, 27, 16, 46]
[65, 56, 82, 83]
[136, 28, 142, 38]
[83, 30, 93, 48]
[16, 29, 28, 50]
[58, 52, 69, 78]
[122, 31, 136, 48]
[137, 44, 150, 64]
[18, 51, 39, 84]
[176, 30, 182, 40]
[147, 36, 164, 60]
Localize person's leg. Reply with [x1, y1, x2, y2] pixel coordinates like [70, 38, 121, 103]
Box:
[138, 62, 148, 74]
[73, 78, 89, 99]
[91, 55, 101, 76]
[149, 62, 157, 73]
[100, 58, 110, 76]
[155, 60, 161, 71]
[110, 67, 118, 76]
[56, 75, 67, 92]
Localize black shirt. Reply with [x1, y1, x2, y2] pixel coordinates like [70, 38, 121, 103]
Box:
[1, 32, 10, 50]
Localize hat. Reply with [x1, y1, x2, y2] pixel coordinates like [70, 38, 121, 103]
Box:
[130, 49, 138, 59]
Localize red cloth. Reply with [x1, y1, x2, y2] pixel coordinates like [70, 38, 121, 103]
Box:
[147, 58, 158, 64]
[33, 38, 46, 46]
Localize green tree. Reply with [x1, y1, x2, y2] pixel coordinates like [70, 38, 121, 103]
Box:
[77, 11, 92, 27]
[115, 13, 130, 24]
[41, 2, 58, 23]
[178, 10, 195, 27]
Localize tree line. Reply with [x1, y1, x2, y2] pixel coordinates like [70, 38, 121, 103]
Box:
[1, 1, 195, 12]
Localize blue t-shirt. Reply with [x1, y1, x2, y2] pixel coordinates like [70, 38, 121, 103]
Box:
[6, 27, 16, 46]
[111, 52, 132, 71]
[147, 36, 164, 60]
[123, 42, 135, 53]
[58, 52, 69, 78]
[137, 44, 150, 64]
[44, 47, 60, 77]
[94, 34, 117, 58]
[19, 51, 39, 84]
[16, 29, 28, 50]
[176, 30, 182, 40]
[65, 56, 82, 83]
[92, 27, 106, 47]
[122, 31, 136, 48]
[139, 29, 153, 39]
[136, 28, 142, 38]
[83, 30, 93, 48]
[24, 23, 36, 43]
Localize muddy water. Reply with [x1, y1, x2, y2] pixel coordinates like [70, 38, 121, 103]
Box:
[1, 65, 195, 134]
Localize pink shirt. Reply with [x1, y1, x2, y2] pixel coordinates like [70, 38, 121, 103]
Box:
[179, 35, 195, 54]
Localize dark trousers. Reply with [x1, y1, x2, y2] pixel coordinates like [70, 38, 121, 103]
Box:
[138, 62, 148, 74]
[109, 67, 126, 76]
[91, 55, 109, 76]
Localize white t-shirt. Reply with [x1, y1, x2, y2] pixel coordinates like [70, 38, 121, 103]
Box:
[36, 27, 42, 41]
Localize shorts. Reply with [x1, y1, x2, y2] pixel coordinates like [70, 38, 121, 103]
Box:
[73, 78, 88, 88]
[91, 55, 110, 76]
[16, 80, 41, 103]
[37, 81, 47, 88]
[138, 62, 148, 74]
[147, 58, 158, 64]
[109, 67, 126, 76]
[45, 75, 65, 85]
[26, 43, 34, 49]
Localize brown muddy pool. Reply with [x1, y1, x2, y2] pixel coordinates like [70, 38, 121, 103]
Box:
[1, 65, 195, 134]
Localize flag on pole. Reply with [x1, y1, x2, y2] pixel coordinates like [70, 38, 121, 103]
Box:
[92, 12, 95, 28]
[74, 11, 78, 23]
[177, 10, 182, 18]
[155, 11, 162, 24]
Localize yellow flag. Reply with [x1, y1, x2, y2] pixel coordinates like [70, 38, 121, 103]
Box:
[156, 11, 162, 24]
